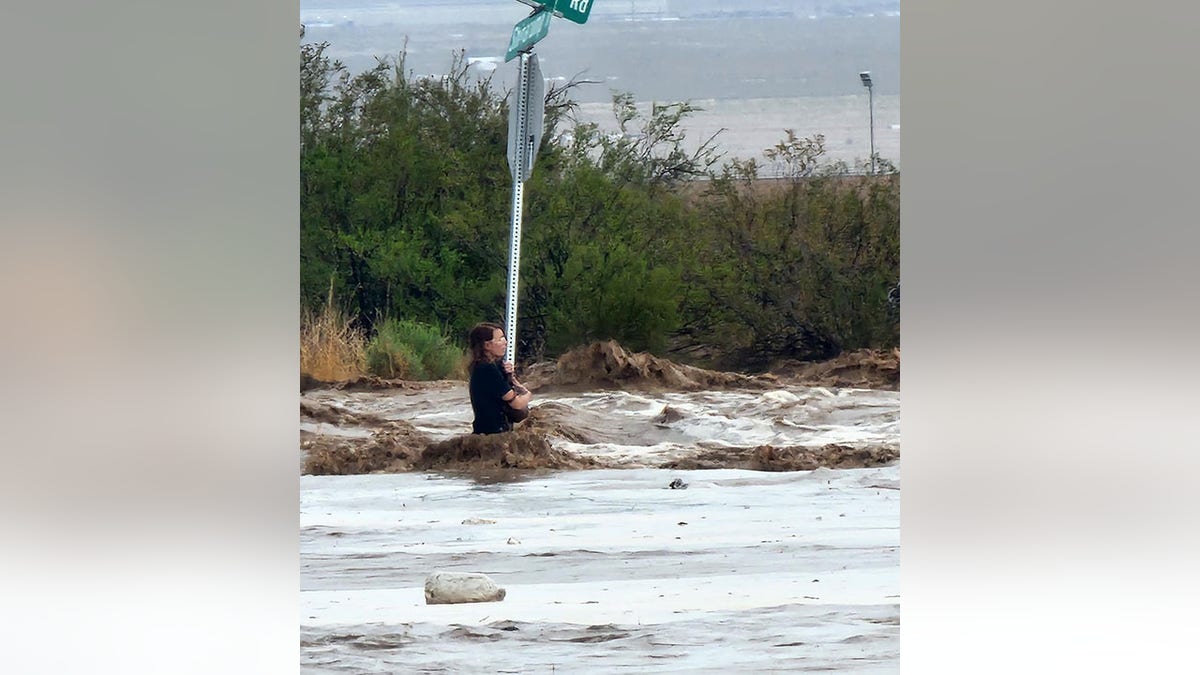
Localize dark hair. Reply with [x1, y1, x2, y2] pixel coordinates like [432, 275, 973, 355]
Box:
[468, 322, 503, 366]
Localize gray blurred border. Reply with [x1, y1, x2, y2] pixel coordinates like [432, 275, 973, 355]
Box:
[903, 1, 1199, 669]
[1, 1, 298, 671]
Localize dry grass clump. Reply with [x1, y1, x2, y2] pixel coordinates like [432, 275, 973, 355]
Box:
[300, 284, 366, 382]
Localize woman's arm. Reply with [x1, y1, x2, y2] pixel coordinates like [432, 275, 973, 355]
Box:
[506, 387, 533, 410]
[500, 361, 532, 409]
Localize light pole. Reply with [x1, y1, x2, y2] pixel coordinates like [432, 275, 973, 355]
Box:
[859, 70, 875, 175]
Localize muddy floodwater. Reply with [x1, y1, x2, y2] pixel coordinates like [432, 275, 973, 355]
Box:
[300, 345, 900, 672]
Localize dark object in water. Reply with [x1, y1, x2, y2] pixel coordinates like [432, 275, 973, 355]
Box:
[668, 478, 688, 490]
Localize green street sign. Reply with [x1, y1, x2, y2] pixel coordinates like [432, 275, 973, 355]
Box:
[516, 0, 594, 26]
[505, 9, 553, 62]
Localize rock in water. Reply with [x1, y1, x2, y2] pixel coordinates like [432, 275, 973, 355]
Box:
[424, 572, 506, 605]
[668, 478, 688, 490]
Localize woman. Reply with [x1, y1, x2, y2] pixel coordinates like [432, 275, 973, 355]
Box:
[467, 322, 533, 434]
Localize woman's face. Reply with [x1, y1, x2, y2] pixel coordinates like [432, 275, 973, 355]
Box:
[485, 328, 507, 360]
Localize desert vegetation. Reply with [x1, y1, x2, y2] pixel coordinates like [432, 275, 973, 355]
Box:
[300, 41, 898, 382]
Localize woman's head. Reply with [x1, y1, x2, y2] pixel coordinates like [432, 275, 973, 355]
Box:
[468, 322, 506, 365]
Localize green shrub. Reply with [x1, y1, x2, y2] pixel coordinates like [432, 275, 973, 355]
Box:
[424, 344, 468, 381]
[365, 318, 463, 380]
[301, 41, 899, 367]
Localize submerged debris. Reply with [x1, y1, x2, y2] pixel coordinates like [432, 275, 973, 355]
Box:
[654, 405, 687, 425]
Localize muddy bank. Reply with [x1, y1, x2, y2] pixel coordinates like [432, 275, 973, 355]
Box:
[770, 348, 900, 391]
[302, 419, 431, 475]
[301, 373, 461, 394]
[523, 340, 776, 393]
[300, 340, 900, 394]
[522, 341, 899, 393]
[659, 443, 900, 472]
[300, 399, 431, 475]
[301, 399, 610, 475]
[416, 425, 605, 473]
[300, 399, 394, 427]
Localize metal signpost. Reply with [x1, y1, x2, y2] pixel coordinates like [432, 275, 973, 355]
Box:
[501, 19, 549, 362]
[502, 1, 592, 364]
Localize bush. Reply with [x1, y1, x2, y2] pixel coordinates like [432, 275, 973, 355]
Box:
[365, 318, 464, 380]
[300, 41, 899, 367]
